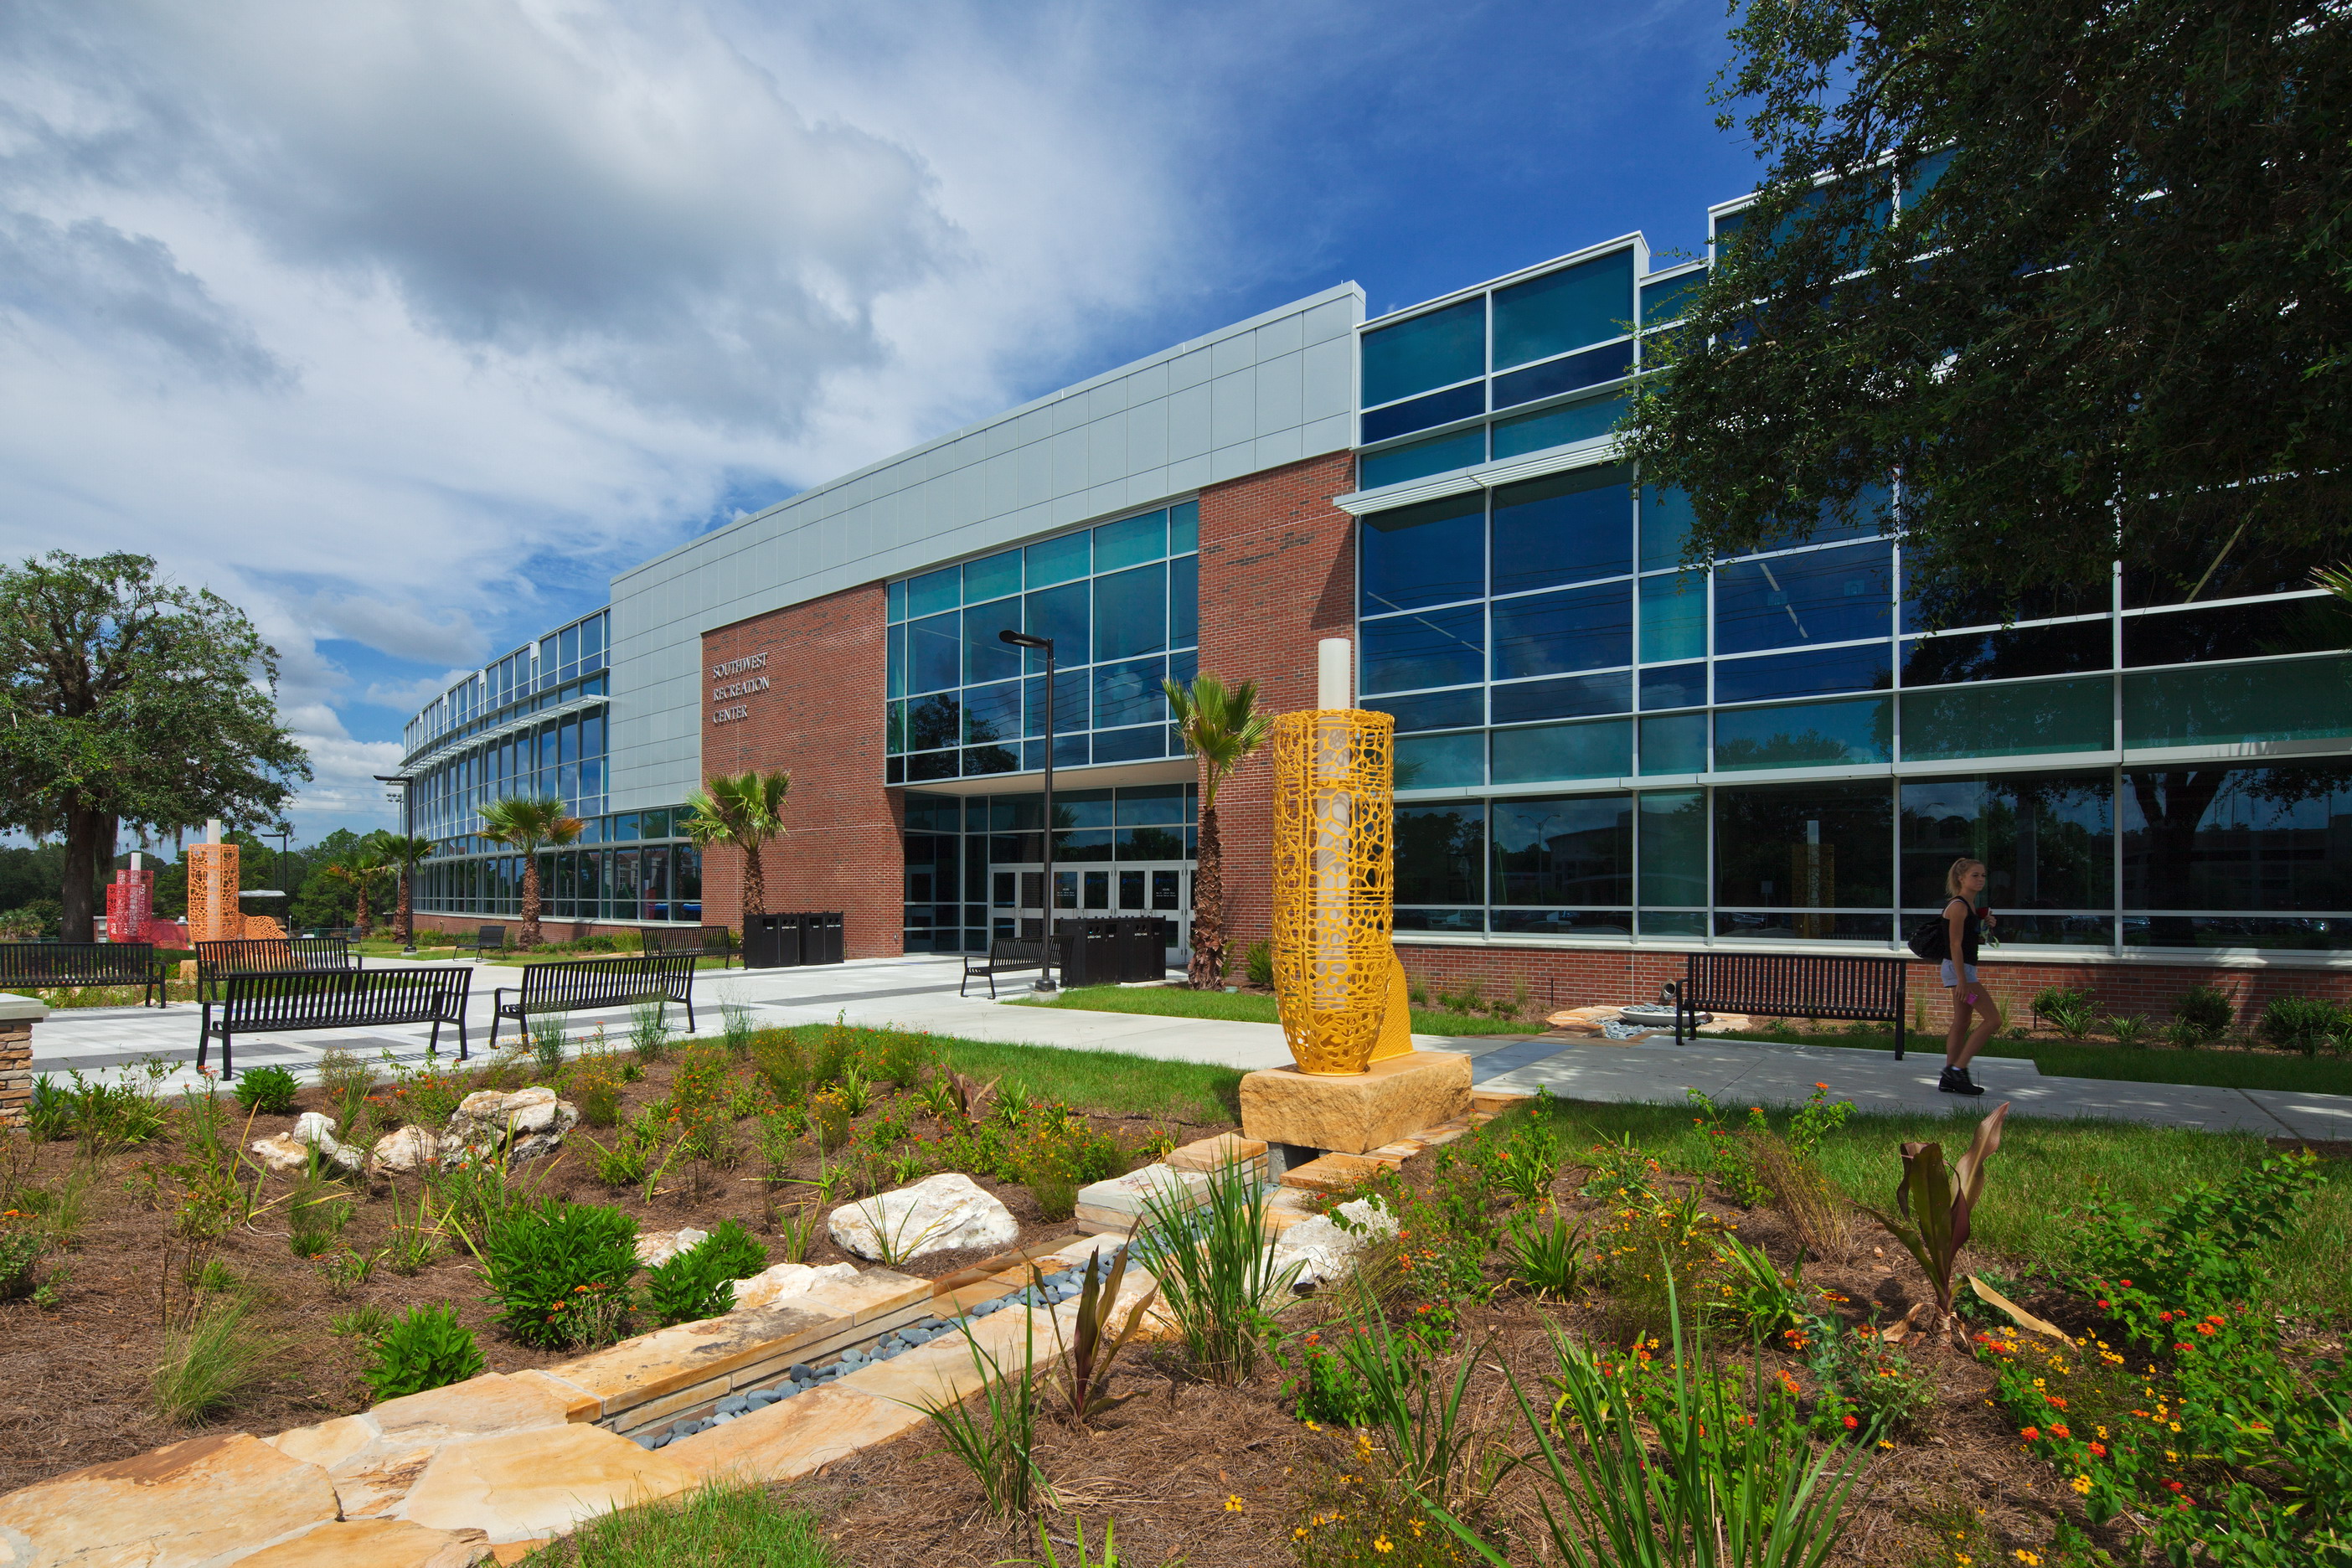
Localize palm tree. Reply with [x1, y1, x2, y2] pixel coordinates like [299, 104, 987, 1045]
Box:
[1162, 672, 1273, 989]
[318, 843, 391, 937]
[682, 770, 792, 935]
[370, 833, 436, 951]
[477, 797, 584, 950]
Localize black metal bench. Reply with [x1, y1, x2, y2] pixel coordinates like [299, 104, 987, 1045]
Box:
[488, 955, 699, 1053]
[0, 941, 166, 1008]
[454, 925, 507, 957]
[639, 926, 737, 969]
[194, 936, 360, 1002]
[1670, 952, 1911, 1058]
[961, 936, 1059, 999]
[198, 967, 472, 1078]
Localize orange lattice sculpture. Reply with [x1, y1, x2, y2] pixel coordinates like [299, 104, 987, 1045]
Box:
[187, 841, 240, 943]
[1269, 708, 1396, 1075]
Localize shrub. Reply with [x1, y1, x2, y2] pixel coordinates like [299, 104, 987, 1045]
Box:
[1597, 1188, 1727, 1344]
[2106, 1013, 2151, 1048]
[151, 1297, 276, 1423]
[646, 1219, 768, 1327]
[2172, 982, 2234, 1044]
[316, 1048, 374, 1128]
[874, 1029, 937, 1086]
[363, 1303, 486, 1401]
[529, 1013, 570, 1074]
[234, 1065, 301, 1116]
[2034, 986, 2097, 1039]
[1746, 1131, 1853, 1261]
[573, 1067, 622, 1129]
[479, 1199, 639, 1349]
[0, 1216, 44, 1302]
[1810, 1325, 1939, 1440]
[1502, 1210, 1587, 1302]
[2259, 995, 2348, 1056]
[750, 1029, 807, 1102]
[1245, 939, 1274, 988]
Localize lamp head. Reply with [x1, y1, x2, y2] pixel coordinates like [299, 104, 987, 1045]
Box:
[998, 629, 1051, 652]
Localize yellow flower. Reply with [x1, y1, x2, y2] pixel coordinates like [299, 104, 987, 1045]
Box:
[2071, 1476, 2093, 1495]
[1375, 1537, 1394, 1555]
[2015, 1554, 2041, 1566]
[1225, 1495, 1244, 1513]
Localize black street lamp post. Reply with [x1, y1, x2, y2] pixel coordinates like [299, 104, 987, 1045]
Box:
[998, 629, 1057, 993]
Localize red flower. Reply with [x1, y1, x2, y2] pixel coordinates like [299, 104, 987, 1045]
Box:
[2097, 1299, 2111, 1308]
[2049, 1424, 2071, 1440]
[2089, 1442, 2107, 1457]
[2021, 1426, 2041, 1442]
[1841, 1415, 1859, 1431]
[2164, 1480, 2184, 1493]
[2119, 1279, 2131, 1287]
[2196, 1323, 2216, 1336]
[2159, 1311, 2173, 1323]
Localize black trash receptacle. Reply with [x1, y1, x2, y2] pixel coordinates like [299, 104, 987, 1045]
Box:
[743, 912, 802, 969]
[807, 910, 843, 965]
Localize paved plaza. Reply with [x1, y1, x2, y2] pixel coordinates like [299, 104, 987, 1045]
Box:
[28, 954, 2351, 1141]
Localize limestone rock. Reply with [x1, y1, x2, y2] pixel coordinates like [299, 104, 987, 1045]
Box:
[443, 1086, 575, 1164]
[1271, 1198, 1399, 1288]
[1237, 1050, 1473, 1154]
[729, 1261, 860, 1313]
[634, 1228, 709, 1268]
[397, 1422, 694, 1544]
[0, 1431, 340, 1567]
[370, 1124, 441, 1174]
[249, 1111, 364, 1174]
[828, 1173, 1017, 1263]
[233, 1517, 489, 1567]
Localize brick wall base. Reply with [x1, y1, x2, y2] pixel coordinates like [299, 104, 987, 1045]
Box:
[410, 915, 682, 944]
[0, 1019, 31, 1127]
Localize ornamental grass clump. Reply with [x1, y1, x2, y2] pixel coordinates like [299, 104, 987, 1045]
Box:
[477, 1199, 638, 1349]
[1132, 1157, 1300, 1385]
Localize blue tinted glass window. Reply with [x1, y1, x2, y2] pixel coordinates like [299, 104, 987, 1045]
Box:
[886, 579, 908, 622]
[1363, 297, 1484, 407]
[1491, 465, 1632, 593]
[1092, 563, 1168, 661]
[964, 550, 1022, 604]
[1490, 792, 1633, 900]
[1363, 602, 1485, 694]
[1714, 643, 1890, 704]
[1168, 498, 1199, 554]
[581, 615, 603, 659]
[560, 624, 580, 669]
[1024, 581, 1088, 668]
[1641, 271, 1705, 326]
[887, 622, 907, 699]
[1096, 510, 1165, 571]
[1493, 250, 1635, 369]
[1638, 713, 1708, 774]
[1395, 803, 1485, 903]
[909, 566, 960, 617]
[962, 680, 1021, 745]
[1360, 493, 1484, 615]
[909, 693, 961, 750]
[1093, 658, 1167, 730]
[1643, 663, 1708, 714]
[1490, 671, 1630, 724]
[1640, 487, 1696, 571]
[1092, 724, 1166, 764]
[1714, 542, 1891, 655]
[962, 599, 1022, 684]
[910, 612, 960, 694]
[1168, 554, 1198, 648]
[1117, 785, 1184, 825]
[886, 700, 906, 755]
[1713, 697, 1890, 769]
[1490, 392, 1628, 460]
[1395, 730, 1485, 790]
[1491, 341, 1635, 410]
[1366, 687, 1484, 732]
[1023, 669, 1090, 735]
[1640, 573, 1707, 663]
[1026, 531, 1090, 587]
[1362, 383, 1484, 444]
[1492, 581, 1632, 680]
[1491, 719, 1627, 784]
[1359, 428, 1487, 489]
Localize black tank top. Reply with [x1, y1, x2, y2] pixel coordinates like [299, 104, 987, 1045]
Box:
[1944, 898, 1981, 963]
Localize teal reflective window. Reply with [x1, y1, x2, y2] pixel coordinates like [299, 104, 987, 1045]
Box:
[1492, 582, 1632, 680]
[1901, 678, 2112, 760]
[1168, 554, 1198, 648]
[1095, 510, 1166, 572]
[2122, 761, 2352, 917]
[1025, 531, 1091, 588]
[1641, 271, 1705, 327]
[886, 700, 906, 756]
[1395, 730, 1485, 790]
[1638, 789, 1708, 905]
[1396, 803, 1485, 904]
[962, 599, 1022, 684]
[1491, 719, 1632, 784]
[1363, 297, 1484, 407]
[1638, 713, 1708, 775]
[1491, 391, 1628, 461]
[886, 622, 907, 699]
[2122, 656, 2352, 748]
[1713, 778, 1892, 907]
[1640, 487, 1694, 572]
[1493, 250, 1635, 369]
[1490, 672, 1629, 724]
[1023, 581, 1088, 668]
[1093, 658, 1166, 729]
[1359, 428, 1487, 490]
[1092, 564, 1168, 661]
[1363, 602, 1484, 694]
[1900, 771, 2112, 911]
[1491, 465, 1632, 592]
[1362, 492, 1485, 615]
[962, 680, 1021, 745]
[1169, 498, 1199, 554]
[910, 612, 961, 694]
[1368, 688, 1484, 732]
[1715, 542, 1891, 655]
[963, 550, 1022, 604]
[1714, 698, 1890, 770]
[1640, 574, 1706, 663]
[1491, 793, 1632, 903]
[908, 566, 960, 618]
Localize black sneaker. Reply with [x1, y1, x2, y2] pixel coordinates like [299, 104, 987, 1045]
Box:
[1938, 1066, 1985, 1096]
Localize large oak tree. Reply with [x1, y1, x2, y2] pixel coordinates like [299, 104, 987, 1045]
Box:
[0, 553, 309, 941]
[1623, 0, 2349, 622]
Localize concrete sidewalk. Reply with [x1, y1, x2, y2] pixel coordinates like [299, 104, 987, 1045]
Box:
[26, 955, 2351, 1140]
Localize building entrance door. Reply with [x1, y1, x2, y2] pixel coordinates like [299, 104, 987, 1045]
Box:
[990, 863, 1191, 970]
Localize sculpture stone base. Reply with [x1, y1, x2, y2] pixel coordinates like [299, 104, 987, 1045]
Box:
[1238, 1050, 1473, 1156]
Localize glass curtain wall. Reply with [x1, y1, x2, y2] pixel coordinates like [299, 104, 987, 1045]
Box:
[885, 503, 1201, 784]
[416, 807, 702, 925]
[903, 786, 1198, 954]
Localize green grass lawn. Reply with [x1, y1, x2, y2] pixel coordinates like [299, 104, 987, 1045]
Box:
[519, 1483, 842, 1567]
[1010, 982, 1535, 1036]
[1718, 1024, 2352, 1096]
[1523, 1096, 2352, 1324]
[761, 1022, 1245, 1125]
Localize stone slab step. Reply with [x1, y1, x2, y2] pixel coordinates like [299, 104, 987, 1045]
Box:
[1279, 1152, 1387, 1193]
[1164, 1132, 1268, 1181]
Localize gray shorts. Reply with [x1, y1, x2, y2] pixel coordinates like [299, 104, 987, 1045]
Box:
[1940, 961, 1980, 987]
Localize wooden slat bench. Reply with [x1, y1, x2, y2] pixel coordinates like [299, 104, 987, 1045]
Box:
[194, 936, 360, 1002]
[1671, 952, 1912, 1059]
[960, 936, 1058, 999]
[489, 955, 699, 1054]
[0, 942, 166, 1008]
[198, 967, 473, 1078]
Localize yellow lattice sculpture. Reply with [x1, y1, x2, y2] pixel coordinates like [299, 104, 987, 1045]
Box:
[1269, 709, 1396, 1075]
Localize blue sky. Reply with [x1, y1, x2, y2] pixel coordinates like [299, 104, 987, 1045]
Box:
[0, 0, 1760, 841]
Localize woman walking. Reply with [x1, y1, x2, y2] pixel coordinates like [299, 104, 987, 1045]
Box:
[1938, 858, 2000, 1096]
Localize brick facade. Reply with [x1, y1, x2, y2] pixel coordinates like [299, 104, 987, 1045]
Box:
[697, 582, 903, 960]
[1194, 450, 1361, 961]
